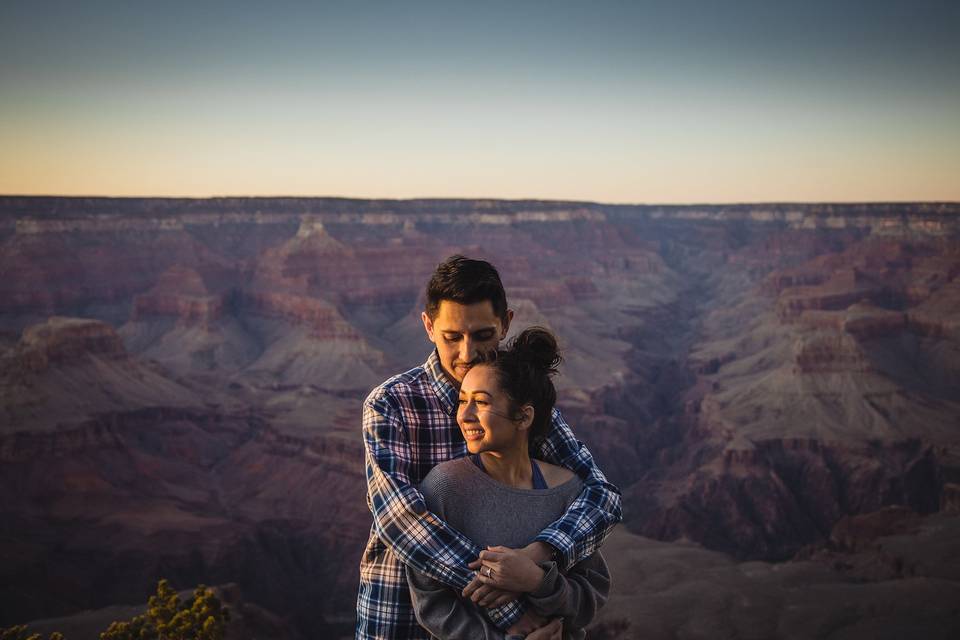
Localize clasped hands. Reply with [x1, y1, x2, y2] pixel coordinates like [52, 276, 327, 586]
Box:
[463, 541, 561, 639]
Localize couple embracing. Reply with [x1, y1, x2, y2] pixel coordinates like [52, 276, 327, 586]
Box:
[357, 256, 622, 639]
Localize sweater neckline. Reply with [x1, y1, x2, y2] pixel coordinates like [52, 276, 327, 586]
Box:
[458, 455, 581, 495]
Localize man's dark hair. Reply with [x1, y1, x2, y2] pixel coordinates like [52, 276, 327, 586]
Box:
[425, 255, 508, 321]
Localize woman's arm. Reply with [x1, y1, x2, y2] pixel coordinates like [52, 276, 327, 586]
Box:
[405, 565, 508, 640]
[471, 547, 610, 629]
[525, 552, 610, 628]
[406, 566, 553, 640]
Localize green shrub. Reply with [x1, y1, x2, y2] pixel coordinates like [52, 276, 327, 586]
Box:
[2, 580, 229, 640]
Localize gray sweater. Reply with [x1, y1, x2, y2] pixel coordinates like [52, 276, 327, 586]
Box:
[406, 456, 610, 640]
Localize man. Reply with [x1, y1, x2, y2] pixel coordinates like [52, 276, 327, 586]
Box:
[357, 255, 622, 639]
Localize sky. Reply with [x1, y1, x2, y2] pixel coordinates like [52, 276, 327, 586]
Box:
[1, 0, 958, 203]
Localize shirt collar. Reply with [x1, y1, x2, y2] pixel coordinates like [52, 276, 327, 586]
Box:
[425, 348, 458, 416]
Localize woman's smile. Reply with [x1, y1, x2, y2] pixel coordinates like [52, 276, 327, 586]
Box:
[462, 427, 485, 441]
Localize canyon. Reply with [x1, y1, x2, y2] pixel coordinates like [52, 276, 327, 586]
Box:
[1, 197, 958, 638]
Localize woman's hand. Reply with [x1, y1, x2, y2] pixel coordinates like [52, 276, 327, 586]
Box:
[525, 617, 563, 640]
[460, 577, 518, 608]
[470, 545, 546, 593]
[505, 610, 549, 637]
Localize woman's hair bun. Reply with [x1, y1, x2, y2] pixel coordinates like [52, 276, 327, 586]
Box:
[495, 326, 561, 442]
[508, 326, 561, 373]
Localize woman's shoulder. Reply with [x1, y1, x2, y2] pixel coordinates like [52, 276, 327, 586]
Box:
[421, 457, 476, 496]
[533, 459, 578, 489]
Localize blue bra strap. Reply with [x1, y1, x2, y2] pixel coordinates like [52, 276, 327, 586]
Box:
[530, 459, 549, 490]
[471, 454, 550, 489]
[470, 453, 485, 471]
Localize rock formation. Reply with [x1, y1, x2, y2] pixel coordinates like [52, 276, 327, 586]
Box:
[1, 196, 958, 637]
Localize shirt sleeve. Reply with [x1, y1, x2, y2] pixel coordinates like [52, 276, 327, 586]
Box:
[363, 386, 525, 629]
[526, 552, 610, 628]
[532, 408, 624, 569]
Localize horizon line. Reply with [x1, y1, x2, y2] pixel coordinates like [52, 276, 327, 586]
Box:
[2, 194, 959, 208]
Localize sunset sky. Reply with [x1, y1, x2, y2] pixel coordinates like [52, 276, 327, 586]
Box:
[1, 0, 958, 203]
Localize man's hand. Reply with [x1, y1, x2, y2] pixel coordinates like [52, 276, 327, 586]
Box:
[521, 541, 555, 564]
[525, 617, 563, 640]
[505, 610, 548, 637]
[469, 545, 546, 593]
[461, 575, 519, 608]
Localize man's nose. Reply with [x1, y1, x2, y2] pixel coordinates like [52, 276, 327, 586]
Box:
[459, 336, 475, 363]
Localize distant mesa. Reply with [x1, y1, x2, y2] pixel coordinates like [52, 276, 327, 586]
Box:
[19, 316, 128, 371]
[294, 217, 340, 245]
[241, 291, 362, 340]
[152, 264, 211, 297]
[131, 266, 227, 327]
[4, 316, 202, 434]
[828, 505, 921, 553]
[791, 331, 872, 373]
[796, 303, 907, 340]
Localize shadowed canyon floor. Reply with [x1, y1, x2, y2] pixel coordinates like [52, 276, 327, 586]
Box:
[1, 197, 958, 638]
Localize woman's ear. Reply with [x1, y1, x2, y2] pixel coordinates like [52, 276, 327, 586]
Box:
[517, 404, 534, 431]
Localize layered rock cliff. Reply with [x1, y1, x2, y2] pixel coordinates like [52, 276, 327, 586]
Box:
[0, 196, 957, 637]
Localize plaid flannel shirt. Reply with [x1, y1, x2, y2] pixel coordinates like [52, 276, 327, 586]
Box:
[356, 350, 623, 639]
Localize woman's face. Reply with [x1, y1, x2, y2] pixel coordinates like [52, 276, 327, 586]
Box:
[457, 364, 528, 454]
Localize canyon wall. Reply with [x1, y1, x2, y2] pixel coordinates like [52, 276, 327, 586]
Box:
[1, 197, 958, 638]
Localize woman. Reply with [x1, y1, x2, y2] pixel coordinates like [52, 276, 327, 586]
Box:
[406, 327, 610, 639]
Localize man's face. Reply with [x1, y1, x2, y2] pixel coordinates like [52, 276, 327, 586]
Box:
[422, 299, 512, 384]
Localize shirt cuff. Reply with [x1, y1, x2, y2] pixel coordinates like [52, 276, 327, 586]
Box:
[534, 529, 575, 570]
[487, 597, 526, 630]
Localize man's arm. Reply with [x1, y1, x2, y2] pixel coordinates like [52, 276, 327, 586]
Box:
[363, 387, 525, 628]
[532, 408, 623, 569]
